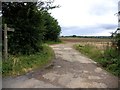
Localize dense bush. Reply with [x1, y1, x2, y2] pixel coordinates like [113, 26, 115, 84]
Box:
[2, 2, 61, 55]
[115, 33, 120, 52]
[43, 11, 61, 41]
[2, 2, 44, 55]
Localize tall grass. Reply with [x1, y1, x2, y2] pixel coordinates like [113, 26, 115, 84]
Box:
[2, 44, 55, 77]
[74, 44, 120, 77]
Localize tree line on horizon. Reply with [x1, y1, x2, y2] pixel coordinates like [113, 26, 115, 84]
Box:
[2, 1, 61, 55]
[61, 35, 111, 38]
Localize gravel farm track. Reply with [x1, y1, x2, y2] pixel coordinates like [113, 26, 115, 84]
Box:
[3, 38, 119, 89]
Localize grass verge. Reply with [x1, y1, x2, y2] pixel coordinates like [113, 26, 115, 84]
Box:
[73, 44, 120, 77]
[2, 44, 55, 77]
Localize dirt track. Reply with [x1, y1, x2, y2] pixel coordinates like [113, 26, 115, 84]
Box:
[3, 43, 118, 88]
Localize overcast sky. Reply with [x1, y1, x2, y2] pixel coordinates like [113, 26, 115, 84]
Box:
[49, 0, 119, 36]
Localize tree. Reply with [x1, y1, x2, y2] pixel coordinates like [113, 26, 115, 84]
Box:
[43, 11, 61, 41]
[72, 35, 77, 37]
[2, 2, 45, 55]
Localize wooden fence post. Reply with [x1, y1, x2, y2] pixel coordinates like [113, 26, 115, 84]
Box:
[4, 24, 8, 60]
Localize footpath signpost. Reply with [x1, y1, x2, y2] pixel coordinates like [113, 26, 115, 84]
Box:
[4, 24, 14, 60]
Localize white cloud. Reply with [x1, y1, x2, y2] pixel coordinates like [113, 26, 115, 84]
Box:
[49, 0, 119, 36]
[93, 29, 115, 36]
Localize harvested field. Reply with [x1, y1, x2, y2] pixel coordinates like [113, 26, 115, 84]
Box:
[60, 37, 112, 50]
[60, 37, 111, 42]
